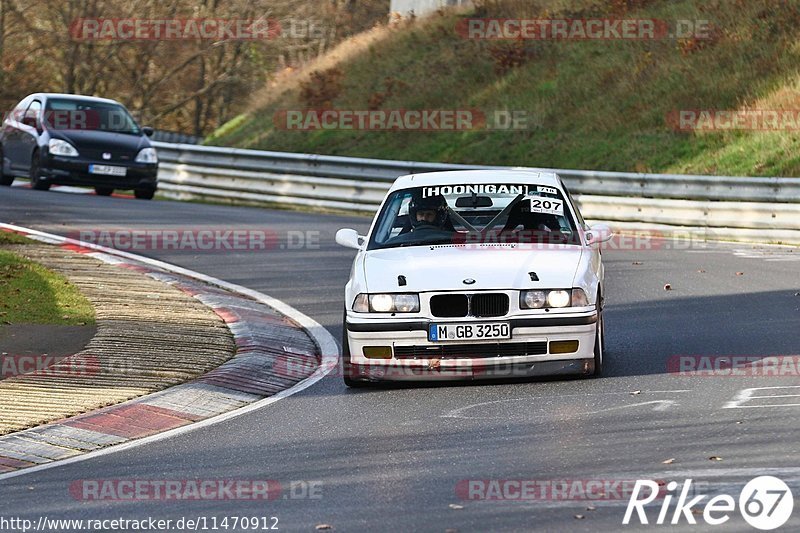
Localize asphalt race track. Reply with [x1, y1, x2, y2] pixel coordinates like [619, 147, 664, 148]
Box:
[1, 186, 800, 531]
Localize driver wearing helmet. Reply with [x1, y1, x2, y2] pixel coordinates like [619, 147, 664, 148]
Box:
[408, 194, 449, 230]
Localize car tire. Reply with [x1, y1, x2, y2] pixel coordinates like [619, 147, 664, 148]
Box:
[0, 147, 13, 186]
[29, 152, 50, 191]
[95, 187, 114, 196]
[590, 309, 604, 377]
[342, 310, 368, 388]
[134, 188, 155, 200]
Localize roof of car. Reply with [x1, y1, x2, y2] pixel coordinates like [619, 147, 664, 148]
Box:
[29, 93, 122, 105]
[389, 170, 562, 192]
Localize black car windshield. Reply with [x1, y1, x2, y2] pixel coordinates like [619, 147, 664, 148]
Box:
[44, 98, 141, 134]
[368, 183, 581, 250]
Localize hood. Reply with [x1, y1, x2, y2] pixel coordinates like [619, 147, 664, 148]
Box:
[363, 245, 584, 292]
[50, 129, 149, 155]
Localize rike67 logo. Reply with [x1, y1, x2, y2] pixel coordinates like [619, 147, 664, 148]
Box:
[624, 476, 794, 530]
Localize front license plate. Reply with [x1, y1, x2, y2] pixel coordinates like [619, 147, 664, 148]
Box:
[429, 323, 511, 342]
[89, 164, 127, 176]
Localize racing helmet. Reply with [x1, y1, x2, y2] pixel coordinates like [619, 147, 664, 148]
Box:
[408, 194, 449, 229]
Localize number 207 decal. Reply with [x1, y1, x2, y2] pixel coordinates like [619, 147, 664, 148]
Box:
[529, 198, 564, 216]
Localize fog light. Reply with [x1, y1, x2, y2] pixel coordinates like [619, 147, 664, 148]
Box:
[363, 346, 393, 359]
[550, 340, 579, 354]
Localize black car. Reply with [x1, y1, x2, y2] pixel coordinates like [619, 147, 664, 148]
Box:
[0, 93, 158, 199]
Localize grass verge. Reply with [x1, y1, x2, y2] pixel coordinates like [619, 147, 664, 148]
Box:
[0, 232, 95, 325]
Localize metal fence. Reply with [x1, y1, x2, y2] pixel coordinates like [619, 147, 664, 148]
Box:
[152, 141, 800, 245]
[151, 130, 204, 145]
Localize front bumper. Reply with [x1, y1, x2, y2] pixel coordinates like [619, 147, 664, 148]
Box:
[345, 311, 597, 381]
[40, 155, 158, 190]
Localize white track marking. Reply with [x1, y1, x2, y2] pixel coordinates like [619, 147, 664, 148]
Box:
[443, 396, 680, 420]
[0, 222, 338, 481]
[723, 386, 800, 409]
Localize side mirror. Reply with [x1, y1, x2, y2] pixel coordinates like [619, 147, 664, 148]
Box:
[586, 223, 613, 245]
[336, 228, 364, 250]
[142, 126, 155, 137]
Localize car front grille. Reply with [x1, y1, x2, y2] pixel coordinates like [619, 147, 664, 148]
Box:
[394, 341, 547, 360]
[429, 293, 509, 318]
[471, 293, 509, 317]
[80, 148, 136, 163]
[430, 294, 469, 317]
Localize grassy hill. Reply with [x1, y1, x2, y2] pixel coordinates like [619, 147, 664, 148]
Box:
[207, 0, 800, 177]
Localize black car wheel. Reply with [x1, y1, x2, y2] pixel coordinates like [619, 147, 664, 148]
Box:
[134, 188, 155, 200]
[342, 309, 368, 388]
[590, 309, 604, 377]
[30, 152, 50, 191]
[0, 147, 13, 186]
[95, 187, 114, 196]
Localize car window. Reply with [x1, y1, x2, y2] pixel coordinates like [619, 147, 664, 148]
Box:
[368, 183, 581, 250]
[44, 98, 141, 134]
[24, 100, 42, 127]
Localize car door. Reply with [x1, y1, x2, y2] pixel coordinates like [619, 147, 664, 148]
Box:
[2, 97, 31, 173]
[16, 99, 43, 172]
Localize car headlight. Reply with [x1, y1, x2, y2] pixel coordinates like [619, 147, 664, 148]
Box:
[352, 293, 420, 313]
[521, 290, 547, 309]
[135, 147, 158, 163]
[48, 138, 79, 157]
[520, 289, 590, 309]
[547, 290, 571, 308]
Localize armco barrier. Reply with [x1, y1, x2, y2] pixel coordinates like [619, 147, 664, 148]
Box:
[152, 142, 800, 245]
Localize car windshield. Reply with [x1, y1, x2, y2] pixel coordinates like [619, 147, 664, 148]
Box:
[368, 182, 581, 250]
[44, 98, 141, 134]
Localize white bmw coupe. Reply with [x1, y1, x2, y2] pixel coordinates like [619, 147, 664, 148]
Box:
[336, 170, 612, 386]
